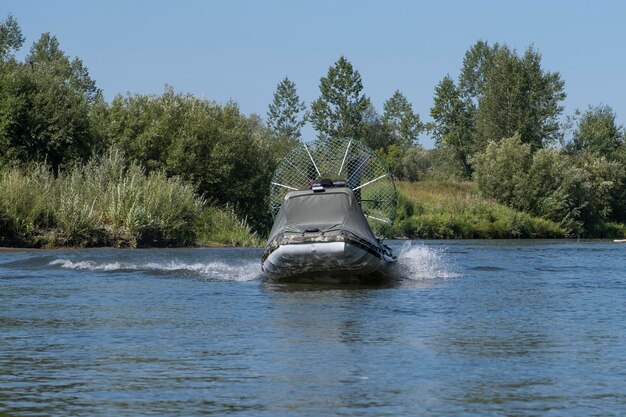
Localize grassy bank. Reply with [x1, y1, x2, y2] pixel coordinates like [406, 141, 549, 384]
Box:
[392, 180, 570, 239]
[0, 151, 262, 248]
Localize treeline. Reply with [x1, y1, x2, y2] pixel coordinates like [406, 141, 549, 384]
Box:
[267, 43, 626, 237]
[1, 15, 625, 246]
[0, 15, 282, 245]
[428, 43, 626, 237]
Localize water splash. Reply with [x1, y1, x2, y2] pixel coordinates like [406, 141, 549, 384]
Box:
[49, 259, 261, 282]
[48, 242, 456, 283]
[393, 241, 459, 281]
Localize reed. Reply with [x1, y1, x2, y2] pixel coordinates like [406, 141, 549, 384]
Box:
[0, 164, 54, 245]
[0, 150, 261, 247]
[195, 205, 263, 247]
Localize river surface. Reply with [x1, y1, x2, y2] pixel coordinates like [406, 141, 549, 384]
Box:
[1, 240, 625, 416]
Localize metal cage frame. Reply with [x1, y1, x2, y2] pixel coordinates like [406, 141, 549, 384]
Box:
[269, 137, 397, 227]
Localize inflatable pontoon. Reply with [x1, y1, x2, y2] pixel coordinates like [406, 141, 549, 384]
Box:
[262, 138, 397, 279]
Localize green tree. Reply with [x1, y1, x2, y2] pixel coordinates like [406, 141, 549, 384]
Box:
[267, 77, 308, 142]
[0, 14, 24, 60]
[0, 27, 99, 169]
[310, 56, 371, 139]
[395, 146, 431, 181]
[473, 136, 626, 235]
[0, 15, 26, 166]
[101, 88, 274, 233]
[458, 40, 499, 99]
[382, 90, 422, 148]
[26, 33, 99, 168]
[430, 75, 475, 177]
[472, 134, 532, 207]
[569, 105, 624, 157]
[360, 103, 393, 151]
[433, 41, 566, 168]
[471, 44, 566, 150]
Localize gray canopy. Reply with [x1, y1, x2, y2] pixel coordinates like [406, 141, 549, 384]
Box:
[268, 187, 378, 244]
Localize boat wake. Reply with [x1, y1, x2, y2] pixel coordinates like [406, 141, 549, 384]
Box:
[49, 259, 262, 282]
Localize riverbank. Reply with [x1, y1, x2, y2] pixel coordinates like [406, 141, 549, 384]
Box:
[0, 151, 262, 249]
[3, 156, 624, 249]
[392, 180, 626, 239]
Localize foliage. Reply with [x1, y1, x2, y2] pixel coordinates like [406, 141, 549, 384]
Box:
[471, 135, 532, 207]
[382, 90, 423, 148]
[364, 91, 425, 177]
[97, 87, 274, 233]
[0, 14, 24, 60]
[431, 41, 566, 176]
[0, 23, 99, 170]
[267, 77, 308, 142]
[0, 150, 260, 247]
[458, 40, 497, 99]
[430, 76, 475, 177]
[1, 15, 624, 244]
[195, 206, 263, 247]
[310, 56, 371, 140]
[468, 42, 566, 150]
[568, 104, 624, 157]
[389, 146, 431, 181]
[359, 103, 393, 151]
[394, 180, 566, 239]
[472, 136, 626, 236]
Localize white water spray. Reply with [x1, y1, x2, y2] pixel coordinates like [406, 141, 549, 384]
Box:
[49, 258, 261, 282]
[393, 241, 459, 280]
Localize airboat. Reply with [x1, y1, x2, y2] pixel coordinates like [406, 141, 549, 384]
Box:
[262, 137, 398, 280]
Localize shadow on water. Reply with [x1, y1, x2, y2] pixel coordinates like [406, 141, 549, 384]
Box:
[261, 272, 401, 292]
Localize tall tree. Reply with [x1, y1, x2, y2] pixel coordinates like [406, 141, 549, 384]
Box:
[430, 75, 475, 177]
[382, 90, 422, 148]
[474, 45, 565, 150]
[310, 56, 371, 139]
[24, 33, 100, 168]
[458, 40, 499, 100]
[570, 104, 624, 158]
[431, 41, 566, 175]
[0, 14, 24, 61]
[266, 77, 307, 142]
[0, 14, 26, 166]
[0, 20, 100, 169]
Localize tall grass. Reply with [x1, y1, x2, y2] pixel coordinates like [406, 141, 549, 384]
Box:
[195, 205, 263, 247]
[0, 150, 261, 247]
[0, 164, 54, 245]
[394, 180, 567, 239]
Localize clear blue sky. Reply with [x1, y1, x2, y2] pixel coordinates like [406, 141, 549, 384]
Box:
[3, 1, 625, 146]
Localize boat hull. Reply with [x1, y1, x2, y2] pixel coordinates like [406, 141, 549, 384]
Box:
[262, 241, 394, 280]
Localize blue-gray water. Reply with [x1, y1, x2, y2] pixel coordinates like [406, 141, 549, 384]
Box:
[1, 240, 625, 416]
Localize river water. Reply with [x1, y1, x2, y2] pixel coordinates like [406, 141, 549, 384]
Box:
[1, 240, 625, 416]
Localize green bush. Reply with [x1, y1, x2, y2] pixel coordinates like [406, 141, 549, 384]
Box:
[472, 135, 626, 236]
[96, 87, 275, 233]
[195, 206, 262, 247]
[393, 180, 567, 239]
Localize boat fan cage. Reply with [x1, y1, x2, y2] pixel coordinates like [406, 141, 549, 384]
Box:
[270, 137, 397, 225]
